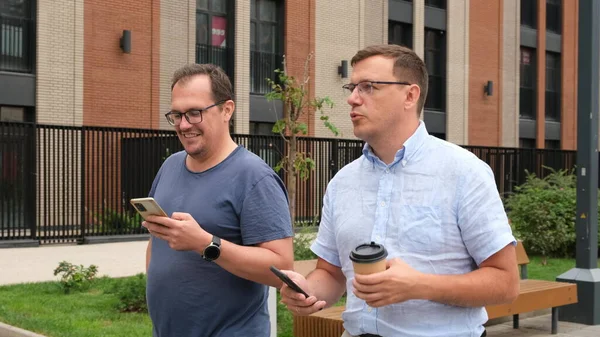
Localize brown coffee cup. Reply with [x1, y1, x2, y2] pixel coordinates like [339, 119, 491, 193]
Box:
[349, 241, 388, 275]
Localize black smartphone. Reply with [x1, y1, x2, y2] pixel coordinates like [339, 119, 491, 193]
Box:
[269, 265, 310, 298]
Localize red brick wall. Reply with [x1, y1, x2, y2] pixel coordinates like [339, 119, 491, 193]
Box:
[561, 0, 578, 150]
[83, 0, 160, 128]
[284, 0, 316, 137]
[468, 0, 503, 146]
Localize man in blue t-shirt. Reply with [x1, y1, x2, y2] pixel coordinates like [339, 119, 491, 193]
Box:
[142, 63, 294, 337]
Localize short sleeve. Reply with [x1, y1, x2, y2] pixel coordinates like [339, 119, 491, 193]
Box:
[310, 183, 341, 267]
[457, 159, 516, 266]
[240, 173, 294, 245]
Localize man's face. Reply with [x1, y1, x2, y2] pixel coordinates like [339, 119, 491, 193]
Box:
[346, 55, 416, 143]
[170, 75, 232, 158]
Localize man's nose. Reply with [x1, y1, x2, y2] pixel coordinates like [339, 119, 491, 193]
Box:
[347, 88, 362, 106]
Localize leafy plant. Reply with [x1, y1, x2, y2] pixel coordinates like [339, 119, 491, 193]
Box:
[92, 205, 143, 233]
[53, 261, 99, 294]
[504, 167, 580, 264]
[293, 221, 318, 261]
[113, 273, 148, 313]
[265, 53, 339, 223]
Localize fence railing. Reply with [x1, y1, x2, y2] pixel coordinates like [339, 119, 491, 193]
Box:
[195, 44, 234, 81]
[0, 122, 581, 245]
[250, 50, 283, 94]
[0, 15, 34, 73]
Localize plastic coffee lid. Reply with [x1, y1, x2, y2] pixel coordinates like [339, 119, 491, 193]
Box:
[349, 241, 388, 263]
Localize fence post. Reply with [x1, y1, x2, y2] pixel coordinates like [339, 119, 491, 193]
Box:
[330, 139, 339, 176]
[80, 127, 86, 240]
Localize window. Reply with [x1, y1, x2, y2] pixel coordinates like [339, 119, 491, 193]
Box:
[388, 21, 412, 49]
[0, 106, 25, 122]
[519, 138, 536, 148]
[0, 0, 33, 73]
[545, 139, 561, 149]
[196, 0, 232, 77]
[520, 0, 537, 29]
[545, 52, 561, 121]
[250, 0, 282, 94]
[519, 47, 536, 119]
[424, 29, 446, 112]
[546, 0, 561, 34]
[425, 0, 445, 9]
[249, 121, 275, 135]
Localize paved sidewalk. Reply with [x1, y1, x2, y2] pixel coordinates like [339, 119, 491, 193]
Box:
[0, 241, 147, 286]
[1, 241, 600, 337]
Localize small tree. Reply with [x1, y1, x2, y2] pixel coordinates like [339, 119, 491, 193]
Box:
[265, 53, 339, 223]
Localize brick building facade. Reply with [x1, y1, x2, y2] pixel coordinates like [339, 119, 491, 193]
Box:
[0, 0, 584, 150]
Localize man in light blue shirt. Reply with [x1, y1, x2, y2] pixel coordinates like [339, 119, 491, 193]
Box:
[279, 44, 519, 337]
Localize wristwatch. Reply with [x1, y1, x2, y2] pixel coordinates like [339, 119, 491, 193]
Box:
[202, 235, 221, 262]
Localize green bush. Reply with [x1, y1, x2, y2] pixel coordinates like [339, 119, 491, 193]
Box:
[293, 222, 317, 261]
[53, 261, 98, 294]
[504, 168, 578, 263]
[504, 167, 600, 263]
[113, 273, 148, 313]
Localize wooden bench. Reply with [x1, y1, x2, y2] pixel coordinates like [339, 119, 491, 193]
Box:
[292, 241, 578, 336]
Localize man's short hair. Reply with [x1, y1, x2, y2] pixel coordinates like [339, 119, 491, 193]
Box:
[351, 44, 429, 115]
[171, 64, 233, 104]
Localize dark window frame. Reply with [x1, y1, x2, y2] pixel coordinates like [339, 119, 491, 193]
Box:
[545, 52, 561, 121]
[250, 0, 284, 95]
[388, 20, 413, 49]
[520, 0, 537, 29]
[424, 0, 446, 10]
[546, 0, 561, 34]
[519, 47, 537, 120]
[195, 0, 235, 79]
[0, 0, 35, 73]
[424, 28, 446, 112]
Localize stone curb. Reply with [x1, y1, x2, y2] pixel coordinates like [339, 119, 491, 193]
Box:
[0, 322, 47, 337]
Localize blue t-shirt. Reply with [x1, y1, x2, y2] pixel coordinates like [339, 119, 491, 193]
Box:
[146, 146, 293, 337]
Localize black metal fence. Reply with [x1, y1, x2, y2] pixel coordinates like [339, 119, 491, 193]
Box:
[0, 15, 35, 73]
[0, 122, 581, 245]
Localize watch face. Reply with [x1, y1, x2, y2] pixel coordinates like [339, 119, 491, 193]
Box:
[204, 246, 220, 260]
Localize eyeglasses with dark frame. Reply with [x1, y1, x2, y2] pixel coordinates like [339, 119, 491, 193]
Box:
[164, 100, 227, 126]
[342, 80, 412, 96]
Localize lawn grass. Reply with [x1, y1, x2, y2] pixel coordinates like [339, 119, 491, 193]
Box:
[0, 276, 151, 337]
[0, 255, 595, 337]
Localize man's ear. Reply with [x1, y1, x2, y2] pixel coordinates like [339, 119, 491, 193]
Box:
[222, 100, 235, 122]
[404, 85, 421, 111]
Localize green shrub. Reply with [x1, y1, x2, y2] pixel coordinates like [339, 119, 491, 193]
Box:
[293, 222, 317, 261]
[114, 273, 148, 313]
[53, 261, 98, 294]
[504, 168, 578, 263]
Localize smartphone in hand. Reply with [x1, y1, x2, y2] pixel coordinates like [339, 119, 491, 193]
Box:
[130, 197, 168, 220]
[270, 265, 310, 298]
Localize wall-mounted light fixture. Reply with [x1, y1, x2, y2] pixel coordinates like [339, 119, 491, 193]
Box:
[120, 30, 131, 54]
[338, 60, 348, 78]
[484, 80, 493, 96]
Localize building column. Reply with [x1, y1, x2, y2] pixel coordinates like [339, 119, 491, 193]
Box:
[234, 1, 250, 134]
[413, 0, 425, 60]
[502, 0, 520, 147]
[446, 0, 469, 145]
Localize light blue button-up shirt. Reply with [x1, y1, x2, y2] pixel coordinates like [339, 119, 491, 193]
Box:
[311, 121, 516, 337]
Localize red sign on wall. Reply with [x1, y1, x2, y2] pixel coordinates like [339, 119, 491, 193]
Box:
[212, 16, 227, 47]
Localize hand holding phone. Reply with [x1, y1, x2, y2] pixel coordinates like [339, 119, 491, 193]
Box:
[270, 265, 310, 298]
[130, 197, 168, 220]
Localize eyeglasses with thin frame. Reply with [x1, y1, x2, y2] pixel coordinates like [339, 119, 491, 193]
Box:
[164, 100, 227, 126]
[342, 81, 412, 96]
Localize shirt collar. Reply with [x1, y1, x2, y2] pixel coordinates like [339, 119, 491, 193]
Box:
[362, 121, 429, 167]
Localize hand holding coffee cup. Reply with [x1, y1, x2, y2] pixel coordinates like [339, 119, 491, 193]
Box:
[349, 241, 388, 275]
